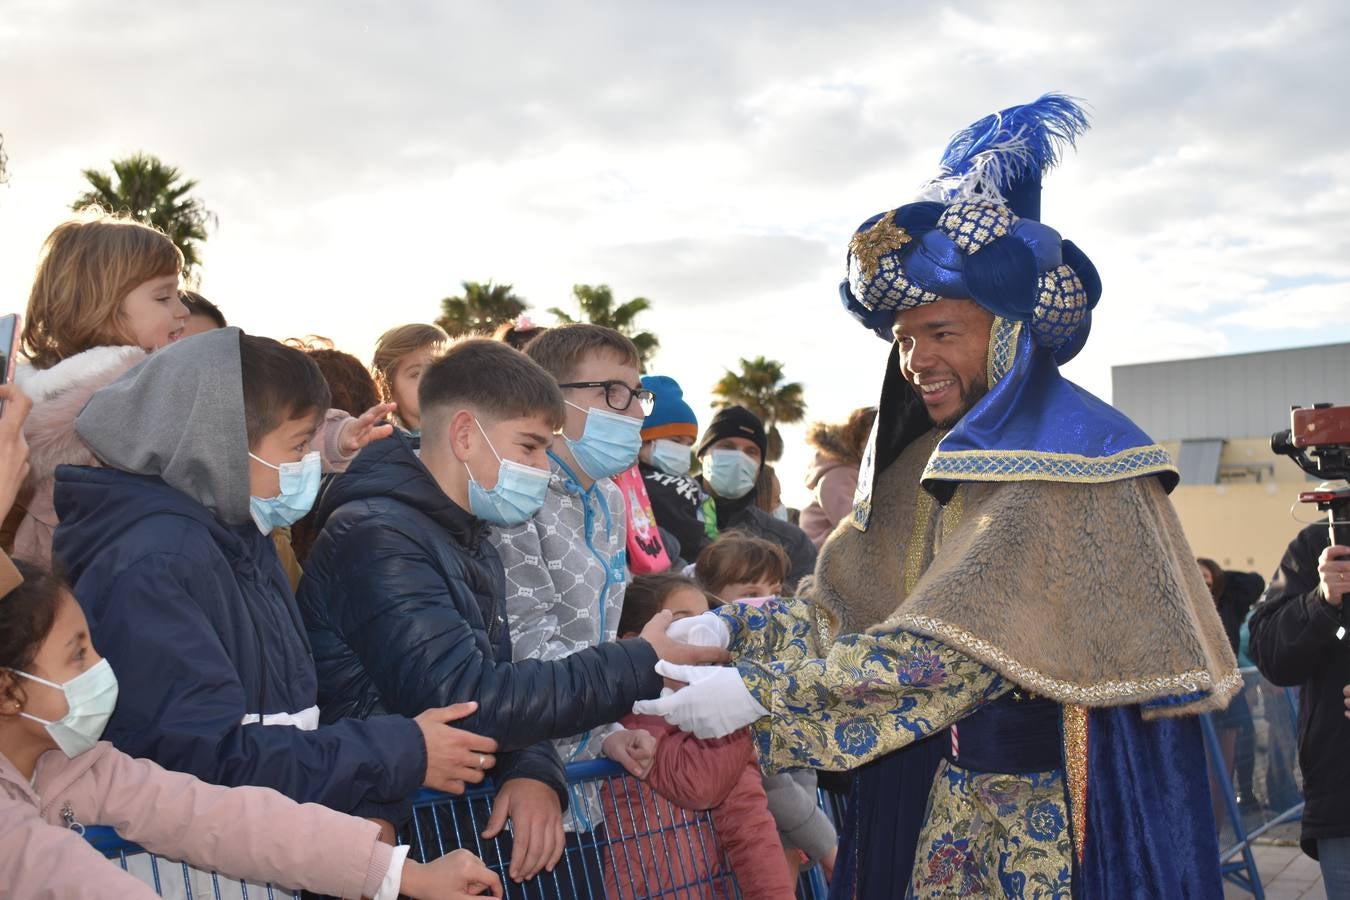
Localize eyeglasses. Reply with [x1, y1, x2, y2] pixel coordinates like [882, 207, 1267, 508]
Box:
[559, 380, 656, 416]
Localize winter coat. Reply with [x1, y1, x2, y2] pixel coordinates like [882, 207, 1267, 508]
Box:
[12, 346, 146, 564]
[600, 713, 792, 900]
[9, 345, 361, 567]
[1248, 523, 1350, 856]
[52, 327, 425, 824]
[299, 434, 665, 808]
[0, 743, 395, 900]
[488, 450, 635, 830]
[640, 462, 712, 563]
[799, 450, 860, 549]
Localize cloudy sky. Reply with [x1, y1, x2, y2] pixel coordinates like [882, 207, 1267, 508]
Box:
[3, 1, 1348, 504]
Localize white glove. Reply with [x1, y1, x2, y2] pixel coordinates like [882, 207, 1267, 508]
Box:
[666, 611, 731, 650]
[632, 660, 768, 738]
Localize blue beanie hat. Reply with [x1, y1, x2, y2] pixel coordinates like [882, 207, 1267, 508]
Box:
[641, 375, 698, 441]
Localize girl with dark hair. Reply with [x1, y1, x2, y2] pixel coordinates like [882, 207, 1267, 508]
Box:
[0, 561, 501, 899]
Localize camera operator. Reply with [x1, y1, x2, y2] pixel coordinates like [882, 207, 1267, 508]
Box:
[1248, 512, 1350, 892]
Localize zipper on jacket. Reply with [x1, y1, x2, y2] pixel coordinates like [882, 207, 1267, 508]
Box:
[61, 801, 85, 835]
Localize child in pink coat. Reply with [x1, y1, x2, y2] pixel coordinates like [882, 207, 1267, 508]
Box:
[600, 573, 793, 899]
[0, 561, 500, 900]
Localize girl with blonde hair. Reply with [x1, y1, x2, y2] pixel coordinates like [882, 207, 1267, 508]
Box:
[371, 323, 449, 437]
[10, 214, 189, 563]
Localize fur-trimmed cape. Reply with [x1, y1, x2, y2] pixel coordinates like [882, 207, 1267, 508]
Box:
[808, 429, 1240, 719]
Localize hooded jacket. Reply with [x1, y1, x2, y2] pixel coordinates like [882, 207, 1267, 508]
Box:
[799, 448, 861, 549]
[51, 327, 425, 823]
[487, 450, 639, 830]
[0, 742, 394, 899]
[298, 433, 665, 809]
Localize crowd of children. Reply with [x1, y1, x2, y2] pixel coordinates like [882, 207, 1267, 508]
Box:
[0, 212, 874, 898]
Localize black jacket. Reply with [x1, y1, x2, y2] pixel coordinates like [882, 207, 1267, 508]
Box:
[297, 434, 665, 802]
[1216, 570, 1265, 656]
[640, 462, 711, 563]
[1248, 523, 1350, 854]
[54, 466, 425, 824]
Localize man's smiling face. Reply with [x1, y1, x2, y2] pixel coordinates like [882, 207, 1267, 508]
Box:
[892, 298, 995, 428]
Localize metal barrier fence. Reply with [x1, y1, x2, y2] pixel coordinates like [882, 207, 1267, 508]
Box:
[85, 674, 1302, 899]
[1202, 666, 1304, 899]
[86, 758, 837, 899]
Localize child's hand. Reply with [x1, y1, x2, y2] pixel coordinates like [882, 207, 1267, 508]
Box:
[338, 402, 397, 455]
[603, 728, 657, 779]
[482, 777, 564, 883]
[415, 702, 499, 794]
[400, 848, 503, 898]
[641, 610, 731, 667]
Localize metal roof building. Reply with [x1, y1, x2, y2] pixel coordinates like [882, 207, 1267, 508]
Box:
[1112, 342, 1350, 442]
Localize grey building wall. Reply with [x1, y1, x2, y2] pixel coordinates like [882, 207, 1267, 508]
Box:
[1112, 342, 1350, 442]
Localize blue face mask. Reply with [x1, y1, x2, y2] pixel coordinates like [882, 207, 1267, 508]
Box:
[650, 439, 693, 477]
[466, 419, 552, 527]
[13, 658, 120, 758]
[704, 448, 759, 500]
[563, 401, 643, 481]
[249, 450, 321, 535]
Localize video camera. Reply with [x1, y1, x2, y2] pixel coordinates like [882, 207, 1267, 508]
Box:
[1272, 403, 1350, 545]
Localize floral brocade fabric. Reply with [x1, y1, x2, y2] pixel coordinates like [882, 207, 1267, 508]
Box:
[722, 599, 1007, 773]
[909, 763, 1072, 899]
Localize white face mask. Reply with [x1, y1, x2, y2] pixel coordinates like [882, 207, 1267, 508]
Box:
[12, 658, 120, 758]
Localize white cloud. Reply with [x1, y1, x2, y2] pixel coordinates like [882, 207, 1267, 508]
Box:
[2, 0, 1349, 507]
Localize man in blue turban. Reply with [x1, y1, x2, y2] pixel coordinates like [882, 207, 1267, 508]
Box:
[638, 96, 1239, 898]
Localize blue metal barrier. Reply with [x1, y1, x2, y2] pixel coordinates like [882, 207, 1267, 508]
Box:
[1202, 666, 1304, 898]
[86, 757, 840, 899]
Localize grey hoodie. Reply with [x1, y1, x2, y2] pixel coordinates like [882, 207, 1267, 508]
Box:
[74, 326, 253, 526]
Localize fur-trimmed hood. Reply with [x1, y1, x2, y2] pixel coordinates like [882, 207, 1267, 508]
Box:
[10, 347, 148, 563]
[15, 347, 148, 488]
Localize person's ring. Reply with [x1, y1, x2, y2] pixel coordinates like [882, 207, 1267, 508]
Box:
[478, 754, 487, 770]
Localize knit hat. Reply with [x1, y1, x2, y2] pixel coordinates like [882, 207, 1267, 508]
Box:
[696, 405, 767, 460]
[641, 375, 699, 441]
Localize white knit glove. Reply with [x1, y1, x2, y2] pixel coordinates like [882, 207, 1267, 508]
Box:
[666, 611, 731, 650]
[632, 661, 768, 738]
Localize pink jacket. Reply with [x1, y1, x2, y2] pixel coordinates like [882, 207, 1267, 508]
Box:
[0, 742, 393, 899]
[11, 346, 358, 565]
[798, 451, 860, 549]
[600, 713, 791, 900]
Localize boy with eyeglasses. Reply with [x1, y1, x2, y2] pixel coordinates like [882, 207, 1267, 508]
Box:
[487, 324, 661, 849]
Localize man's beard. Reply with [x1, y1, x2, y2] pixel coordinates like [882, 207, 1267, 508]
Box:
[932, 372, 989, 429]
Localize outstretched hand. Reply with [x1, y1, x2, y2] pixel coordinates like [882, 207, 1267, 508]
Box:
[339, 401, 397, 455]
[641, 610, 731, 666]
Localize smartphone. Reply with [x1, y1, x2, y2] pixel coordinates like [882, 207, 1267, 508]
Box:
[0, 313, 20, 413]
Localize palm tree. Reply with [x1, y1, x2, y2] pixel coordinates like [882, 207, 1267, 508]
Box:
[72, 153, 215, 277]
[711, 356, 807, 461]
[548, 284, 660, 368]
[436, 280, 529, 337]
